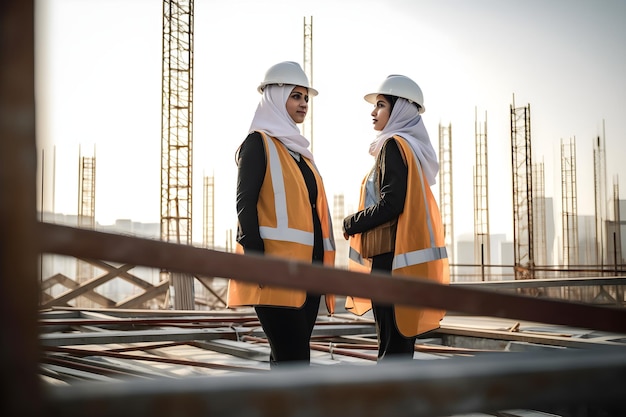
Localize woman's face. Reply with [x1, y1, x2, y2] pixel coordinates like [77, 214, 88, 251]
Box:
[286, 86, 309, 124]
[371, 94, 391, 131]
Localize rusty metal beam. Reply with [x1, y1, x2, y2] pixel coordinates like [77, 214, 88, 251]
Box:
[85, 259, 156, 290]
[40, 326, 243, 347]
[437, 325, 625, 349]
[40, 264, 135, 309]
[115, 279, 169, 309]
[457, 276, 626, 289]
[38, 222, 626, 334]
[44, 346, 265, 374]
[40, 315, 258, 328]
[40, 272, 117, 307]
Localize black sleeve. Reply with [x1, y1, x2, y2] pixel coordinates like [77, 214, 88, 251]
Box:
[236, 132, 266, 254]
[343, 139, 407, 235]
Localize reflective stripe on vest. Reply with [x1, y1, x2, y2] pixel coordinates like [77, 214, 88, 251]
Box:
[348, 225, 447, 270]
[259, 134, 334, 252]
[393, 247, 448, 269]
[348, 245, 364, 264]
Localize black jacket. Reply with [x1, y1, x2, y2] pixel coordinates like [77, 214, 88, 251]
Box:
[343, 138, 408, 236]
[235, 131, 323, 262]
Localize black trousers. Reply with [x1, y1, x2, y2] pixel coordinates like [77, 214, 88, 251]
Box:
[371, 252, 417, 361]
[255, 293, 321, 368]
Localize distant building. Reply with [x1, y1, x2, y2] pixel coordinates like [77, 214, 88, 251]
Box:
[456, 233, 514, 282]
[578, 215, 596, 266]
[500, 241, 515, 280]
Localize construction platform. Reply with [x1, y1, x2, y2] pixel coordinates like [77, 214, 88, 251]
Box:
[40, 307, 626, 417]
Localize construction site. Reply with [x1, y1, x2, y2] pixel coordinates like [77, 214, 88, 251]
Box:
[2, 1, 626, 417]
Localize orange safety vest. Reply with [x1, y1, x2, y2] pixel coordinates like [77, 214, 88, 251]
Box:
[227, 132, 336, 312]
[345, 135, 449, 337]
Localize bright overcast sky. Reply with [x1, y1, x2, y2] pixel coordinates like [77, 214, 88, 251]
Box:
[35, 0, 626, 248]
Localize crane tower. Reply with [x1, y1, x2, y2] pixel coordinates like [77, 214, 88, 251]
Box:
[161, 0, 195, 309]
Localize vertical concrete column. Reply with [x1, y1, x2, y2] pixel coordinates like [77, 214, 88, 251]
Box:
[0, 1, 43, 416]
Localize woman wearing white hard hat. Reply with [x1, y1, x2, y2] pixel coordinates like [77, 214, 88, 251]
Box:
[227, 61, 335, 368]
[342, 74, 450, 361]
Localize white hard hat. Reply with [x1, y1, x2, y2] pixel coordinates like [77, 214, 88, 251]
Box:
[257, 61, 318, 96]
[364, 74, 425, 113]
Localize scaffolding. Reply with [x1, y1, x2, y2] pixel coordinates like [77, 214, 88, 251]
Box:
[77, 147, 96, 231]
[203, 174, 214, 249]
[609, 178, 623, 268]
[593, 122, 607, 266]
[510, 99, 534, 279]
[473, 108, 490, 270]
[161, 0, 194, 309]
[532, 162, 547, 267]
[76, 147, 96, 294]
[225, 228, 234, 253]
[438, 122, 454, 267]
[332, 193, 348, 269]
[200, 174, 224, 310]
[561, 138, 579, 267]
[302, 16, 314, 151]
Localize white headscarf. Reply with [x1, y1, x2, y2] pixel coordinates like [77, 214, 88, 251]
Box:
[369, 98, 439, 185]
[248, 84, 314, 161]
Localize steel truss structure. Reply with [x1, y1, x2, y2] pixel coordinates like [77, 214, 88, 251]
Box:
[510, 100, 534, 279]
[161, 0, 195, 309]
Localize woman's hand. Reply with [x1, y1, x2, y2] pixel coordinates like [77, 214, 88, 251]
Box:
[342, 218, 350, 241]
